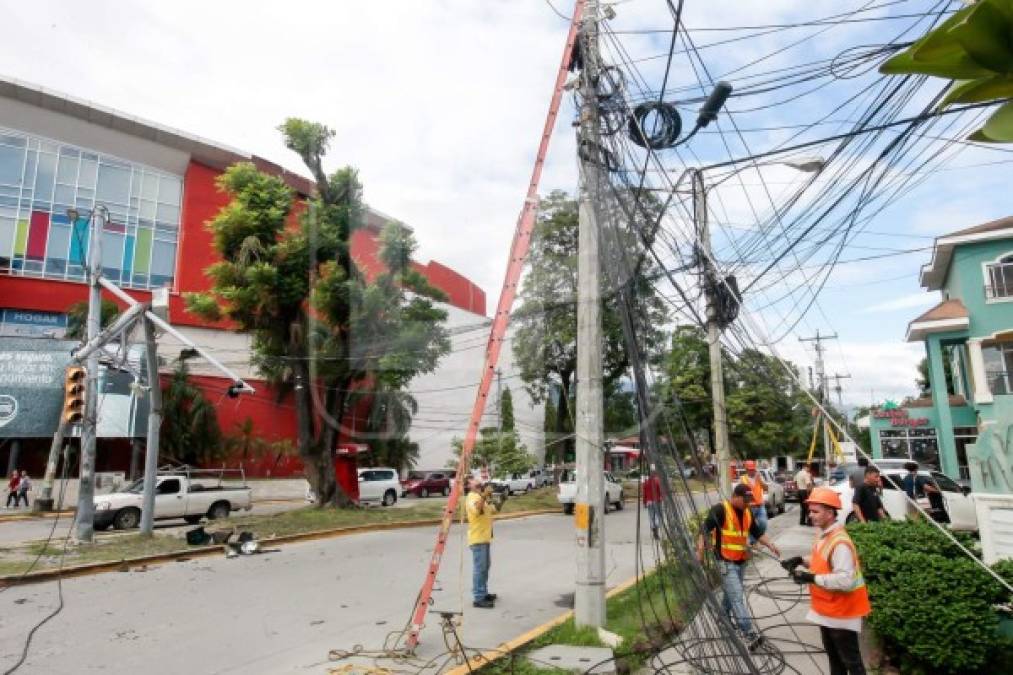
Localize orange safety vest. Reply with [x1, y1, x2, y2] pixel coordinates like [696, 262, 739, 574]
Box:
[740, 473, 764, 506]
[808, 528, 871, 619]
[712, 500, 752, 562]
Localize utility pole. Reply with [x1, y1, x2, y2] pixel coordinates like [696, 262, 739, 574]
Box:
[799, 331, 838, 474]
[76, 206, 106, 542]
[139, 317, 162, 535]
[830, 373, 851, 408]
[574, 0, 606, 629]
[696, 169, 732, 498]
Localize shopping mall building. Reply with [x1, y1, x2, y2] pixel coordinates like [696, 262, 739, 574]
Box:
[0, 76, 541, 476]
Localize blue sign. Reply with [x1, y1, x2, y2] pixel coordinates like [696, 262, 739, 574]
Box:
[0, 309, 68, 338]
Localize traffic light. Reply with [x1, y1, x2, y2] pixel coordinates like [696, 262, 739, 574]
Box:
[63, 366, 87, 425]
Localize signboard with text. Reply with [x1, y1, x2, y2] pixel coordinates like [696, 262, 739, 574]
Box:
[872, 407, 930, 428]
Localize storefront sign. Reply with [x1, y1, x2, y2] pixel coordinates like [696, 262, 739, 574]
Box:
[0, 309, 68, 338]
[873, 407, 929, 427]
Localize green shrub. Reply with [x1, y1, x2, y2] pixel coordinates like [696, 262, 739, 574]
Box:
[848, 521, 1011, 674]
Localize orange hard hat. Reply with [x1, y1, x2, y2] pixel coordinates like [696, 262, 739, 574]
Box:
[805, 486, 842, 510]
[744, 460, 756, 470]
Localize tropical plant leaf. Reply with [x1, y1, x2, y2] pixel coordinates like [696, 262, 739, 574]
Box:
[978, 99, 1013, 141]
[949, 0, 1013, 73]
[908, 5, 976, 63]
[939, 76, 1013, 108]
[880, 47, 992, 79]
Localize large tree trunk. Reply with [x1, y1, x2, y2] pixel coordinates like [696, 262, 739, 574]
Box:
[318, 381, 354, 508]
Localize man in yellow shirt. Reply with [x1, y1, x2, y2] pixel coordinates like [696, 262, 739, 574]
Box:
[466, 475, 506, 608]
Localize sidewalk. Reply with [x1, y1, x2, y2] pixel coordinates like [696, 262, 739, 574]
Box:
[643, 508, 836, 674]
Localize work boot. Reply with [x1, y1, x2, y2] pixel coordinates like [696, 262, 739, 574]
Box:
[485, 594, 497, 601]
[747, 635, 765, 652]
[473, 598, 495, 608]
[651, 527, 659, 540]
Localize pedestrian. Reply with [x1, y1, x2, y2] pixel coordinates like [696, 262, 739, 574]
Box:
[696, 483, 781, 650]
[785, 487, 871, 675]
[739, 460, 768, 539]
[465, 475, 506, 608]
[16, 470, 31, 508]
[794, 462, 814, 526]
[900, 461, 947, 522]
[848, 457, 869, 491]
[5, 470, 19, 508]
[643, 467, 662, 540]
[851, 467, 886, 523]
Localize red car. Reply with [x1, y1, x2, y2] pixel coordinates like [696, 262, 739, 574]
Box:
[401, 471, 452, 498]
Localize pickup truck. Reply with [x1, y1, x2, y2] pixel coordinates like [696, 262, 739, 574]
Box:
[490, 472, 535, 495]
[557, 469, 624, 514]
[93, 473, 253, 530]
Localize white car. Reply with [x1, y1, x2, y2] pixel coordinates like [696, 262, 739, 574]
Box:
[527, 468, 553, 488]
[357, 467, 400, 506]
[829, 467, 977, 531]
[737, 469, 786, 516]
[557, 469, 624, 515]
[491, 472, 535, 495]
[93, 473, 252, 530]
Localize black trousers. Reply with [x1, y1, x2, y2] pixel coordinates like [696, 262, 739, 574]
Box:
[797, 489, 810, 525]
[819, 626, 865, 675]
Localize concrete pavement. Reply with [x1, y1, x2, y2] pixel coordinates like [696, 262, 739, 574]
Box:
[0, 504, 669, 674]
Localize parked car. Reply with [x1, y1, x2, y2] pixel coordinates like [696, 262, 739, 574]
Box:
[401, 470, 451, 498]
[528, 468, 553, 488]
[556, 469, 624, 515]
[490, 472, 535, 495]
[93, 471, 252, 530]
[829, 465, 976, 530]
[358, 467, 400, 506]
[736, 468, 786, 516]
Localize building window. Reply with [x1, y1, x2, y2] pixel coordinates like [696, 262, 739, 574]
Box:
[986, 254, 1013, 299]
[982, 342, 1013, 395]
[953, 426, 976, 481]
[879, 427, 939, 469]
[0, 127, 181, 290]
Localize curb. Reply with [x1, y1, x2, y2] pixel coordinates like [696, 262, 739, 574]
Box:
[444, 573, 643, 675]
[0, 498, 309, 523]
[0, 507, 559, 589]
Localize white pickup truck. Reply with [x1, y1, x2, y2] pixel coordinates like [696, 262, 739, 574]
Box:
[557, 469, 624, 515]
[93, 473, 253, 530]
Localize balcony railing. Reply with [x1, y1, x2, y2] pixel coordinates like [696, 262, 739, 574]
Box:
[987, 370, 1011, 395]
[985, 261, 1013, 299]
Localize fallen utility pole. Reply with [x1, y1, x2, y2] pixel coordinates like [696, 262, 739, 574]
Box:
[574, 0, 606, 629]
[400, 0, 586, 653]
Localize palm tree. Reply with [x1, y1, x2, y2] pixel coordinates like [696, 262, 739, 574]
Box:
[66, 299, 120, 339]
[356, 387, 420, 472]
[161, 358, 223, 466]
[225, 417, 271, 462]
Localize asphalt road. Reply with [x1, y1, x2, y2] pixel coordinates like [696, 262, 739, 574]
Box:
[0, 500, 718, 675]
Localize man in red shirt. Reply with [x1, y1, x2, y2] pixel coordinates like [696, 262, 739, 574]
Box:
[643, 467, 662, 540]
[6, 471, 20, 508]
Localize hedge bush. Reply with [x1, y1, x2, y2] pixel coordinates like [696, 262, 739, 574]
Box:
[848, 521, 1013, 674]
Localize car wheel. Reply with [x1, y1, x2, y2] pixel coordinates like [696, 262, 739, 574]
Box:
[442, 487, 449, 497]
[207, 501, 230, 520]
[421, 488, 429, 498]
[615, 492, 624, 510]
[113, 507, 141, 530]
[382, 489, 397, 507]
[563, 503, 574, 515]
[184, 515, 203, 525]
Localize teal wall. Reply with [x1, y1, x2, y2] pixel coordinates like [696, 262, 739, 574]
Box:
[943, 239, 1013, 340]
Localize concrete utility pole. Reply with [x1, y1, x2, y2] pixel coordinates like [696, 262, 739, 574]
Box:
[799, 331, 838, 473]
[574, 0, 606, 629]
[76, 206, 106, 542]
[696, 169, 732, 498]
[830, 373, 851, 408]
[139, 318, 162, 536]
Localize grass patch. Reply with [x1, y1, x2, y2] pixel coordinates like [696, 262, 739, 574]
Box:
[479, 563, 687, 675]
[0, 488, 560, 578]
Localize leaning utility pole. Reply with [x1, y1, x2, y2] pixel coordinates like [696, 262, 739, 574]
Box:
[574, 0, 606, 629]
[696, 169, 732, 498]
[799, 331, 838, 473]
[139, 318, 162, 535]
[76, 206, 107, 542]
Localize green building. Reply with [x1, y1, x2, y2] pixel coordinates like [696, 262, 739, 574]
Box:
[870, 217, 1013, 493]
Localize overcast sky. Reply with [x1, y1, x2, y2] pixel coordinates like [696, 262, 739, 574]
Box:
[5, 0, 1012, 408]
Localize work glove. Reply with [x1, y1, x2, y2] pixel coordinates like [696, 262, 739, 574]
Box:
[780, 556, 804, 573]
[792, 568, 816, 585]
[482, 486, 494, 500]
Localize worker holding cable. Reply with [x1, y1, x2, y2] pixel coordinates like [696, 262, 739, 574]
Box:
[739, 460, 768, 539]
[465, 475, 507, 609]
[784, 486, 871, 675]
[696, 483, 781, 651]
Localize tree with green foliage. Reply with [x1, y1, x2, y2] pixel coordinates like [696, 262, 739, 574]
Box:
[660, 326, 717, 449]
[880, 0, 1013, 142]
[160, 357, 222, 466]
[500, 386, 515, 432]
[224, 417, 271, 462]
[448, 427, 534, 475]
[512, 190, 668, 464]
[66, 298, 120, 339]
[186, 119, 450, 506]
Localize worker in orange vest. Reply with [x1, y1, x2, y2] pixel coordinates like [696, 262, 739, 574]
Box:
[739, 460, 768, 540]
[784, 487, 871, 675]
[696, 484, 780, 650]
